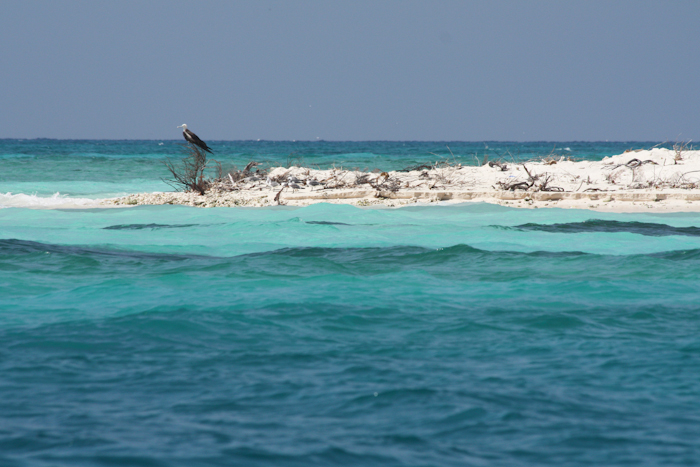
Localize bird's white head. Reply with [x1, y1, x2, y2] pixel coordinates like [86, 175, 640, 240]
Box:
[177, 124, 187, 130]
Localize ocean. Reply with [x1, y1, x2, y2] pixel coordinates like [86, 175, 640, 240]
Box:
[1, 140, 699, 466]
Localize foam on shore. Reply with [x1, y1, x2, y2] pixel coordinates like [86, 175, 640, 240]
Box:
[0, 192, 107, 209]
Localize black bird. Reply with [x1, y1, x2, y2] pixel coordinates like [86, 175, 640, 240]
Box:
[177, 124, 212, 153]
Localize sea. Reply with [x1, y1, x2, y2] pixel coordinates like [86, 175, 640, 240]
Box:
[1, 140, 699, 466]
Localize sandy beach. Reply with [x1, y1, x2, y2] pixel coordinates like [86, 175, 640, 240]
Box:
[107, 148, 700, 213]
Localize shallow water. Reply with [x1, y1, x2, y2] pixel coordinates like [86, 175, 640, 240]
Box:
[1, 141, 699, 466]
[0, 139, 662, 199]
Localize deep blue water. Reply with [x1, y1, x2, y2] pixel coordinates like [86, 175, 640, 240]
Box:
[1, 140, 699, 466]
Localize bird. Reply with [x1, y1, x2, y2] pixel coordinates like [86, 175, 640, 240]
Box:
[305, 179, 321, 190]
[177, 124, 212, 153]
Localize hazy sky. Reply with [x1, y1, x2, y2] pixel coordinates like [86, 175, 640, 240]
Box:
[1, 1, 698, 141]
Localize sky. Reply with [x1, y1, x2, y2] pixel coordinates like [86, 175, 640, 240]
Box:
[1, 0, 698, 141]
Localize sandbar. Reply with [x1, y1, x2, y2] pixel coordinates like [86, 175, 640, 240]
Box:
[106, 148, 700, 213]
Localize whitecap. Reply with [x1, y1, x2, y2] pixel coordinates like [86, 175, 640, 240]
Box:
[0, 192, 105, 209]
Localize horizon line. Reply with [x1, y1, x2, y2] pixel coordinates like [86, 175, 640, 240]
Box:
[0, 138, 685, 144]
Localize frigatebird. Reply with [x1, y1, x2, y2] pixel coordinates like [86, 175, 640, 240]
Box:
[177, 124, 212, 153]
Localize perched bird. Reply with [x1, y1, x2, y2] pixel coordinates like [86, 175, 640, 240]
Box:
[305, 179, 321, 190]
[177, 124, 212, 153]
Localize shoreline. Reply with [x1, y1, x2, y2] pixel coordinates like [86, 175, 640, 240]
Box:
[103, 188, 700, 213]
[104, 147, 700, 213]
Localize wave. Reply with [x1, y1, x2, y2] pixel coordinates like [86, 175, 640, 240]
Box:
[0, 192, 105, 209]
[5, 239, 700, 280]
[0, 238, 202, 262]
[305, 220, 352, 226]
[103, 223, 198, 230]
[500, 220, 700, 237]
[5, 237, 700, 262]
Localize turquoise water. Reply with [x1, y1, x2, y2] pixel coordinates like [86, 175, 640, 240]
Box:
[0, 139, 660, 198]
[1, 141, 699, 466]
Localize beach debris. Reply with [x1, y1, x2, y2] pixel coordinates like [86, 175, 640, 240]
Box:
[495, 164, 563, 192]
[674, 140, 692, 163]
[130, 146, 700, 209]
[496, 180, 531, 191]
[488, 161, 508, 171]
[398, 163, 433, 173]
[163, 144, 211, 195]
[608, 158, 658, 170]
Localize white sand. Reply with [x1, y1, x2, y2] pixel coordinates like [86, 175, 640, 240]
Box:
[106, 148, 700, 213]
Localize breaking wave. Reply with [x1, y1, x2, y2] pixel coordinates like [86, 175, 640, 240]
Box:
[0, 192, 106, 209]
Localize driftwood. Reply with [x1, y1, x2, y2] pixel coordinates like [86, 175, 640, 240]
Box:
[274, 186, 284, 204]
[497, 181, 531, 191]
[609, 158, 658, 170]
[496, 164, 563, 192]
[398, 163, 433, 173]
[369, 172, 400, 192]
